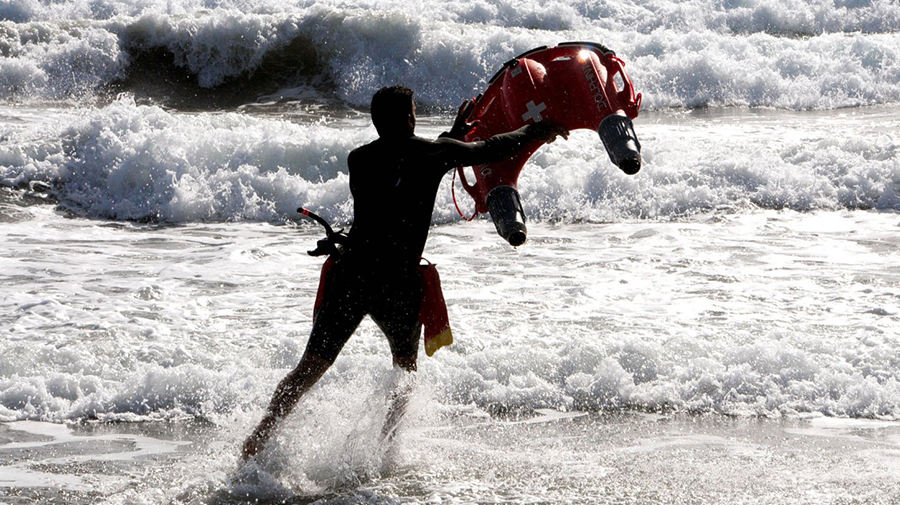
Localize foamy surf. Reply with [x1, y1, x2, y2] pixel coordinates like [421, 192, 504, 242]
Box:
[1, 212, 897, 425]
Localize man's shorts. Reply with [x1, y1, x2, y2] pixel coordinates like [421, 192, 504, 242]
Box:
[304, 258, 423, 363]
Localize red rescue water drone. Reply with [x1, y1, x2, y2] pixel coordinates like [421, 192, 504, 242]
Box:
[455, 41, 643, 246]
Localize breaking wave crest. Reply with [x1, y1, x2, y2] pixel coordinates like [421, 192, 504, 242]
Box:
[2, 1, 900, 109]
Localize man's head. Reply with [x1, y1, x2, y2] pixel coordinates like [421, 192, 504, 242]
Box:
[371, 86, 415, 138]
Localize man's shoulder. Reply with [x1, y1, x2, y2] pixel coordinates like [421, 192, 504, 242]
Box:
[348, 140, 384, 170]
[351, 136, 441, 158]
[349, 140, 376, 159]
[350, 136, 454, 163]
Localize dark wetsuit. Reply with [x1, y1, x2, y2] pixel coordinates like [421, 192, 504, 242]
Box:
[305, 127, 541, 363]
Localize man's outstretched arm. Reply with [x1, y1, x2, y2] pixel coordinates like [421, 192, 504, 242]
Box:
[433, 120, 569, 170]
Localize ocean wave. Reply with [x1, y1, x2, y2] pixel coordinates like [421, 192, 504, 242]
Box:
[0, 97, 366, 222]
[1, 99, 898, 224]
[2, 2, 900, 109]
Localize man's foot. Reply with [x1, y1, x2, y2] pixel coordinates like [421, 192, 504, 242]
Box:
[240, 415, 277, 461]
[239, 354, 333, 462]
[241, 435, 264, 461]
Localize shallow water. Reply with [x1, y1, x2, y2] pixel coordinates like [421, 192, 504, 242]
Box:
[1, 208, 899, 502]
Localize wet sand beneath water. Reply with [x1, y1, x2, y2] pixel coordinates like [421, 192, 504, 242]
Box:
[2, 413, 899, 504]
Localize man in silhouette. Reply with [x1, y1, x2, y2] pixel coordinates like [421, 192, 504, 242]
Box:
[242, 86, 567, 459]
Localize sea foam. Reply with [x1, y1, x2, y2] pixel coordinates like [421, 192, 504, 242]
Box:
[2, 99, 899, 224]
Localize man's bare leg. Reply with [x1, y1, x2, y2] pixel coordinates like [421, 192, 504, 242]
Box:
[381, 356, 417, 440]
[241, 352, 332, 460]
